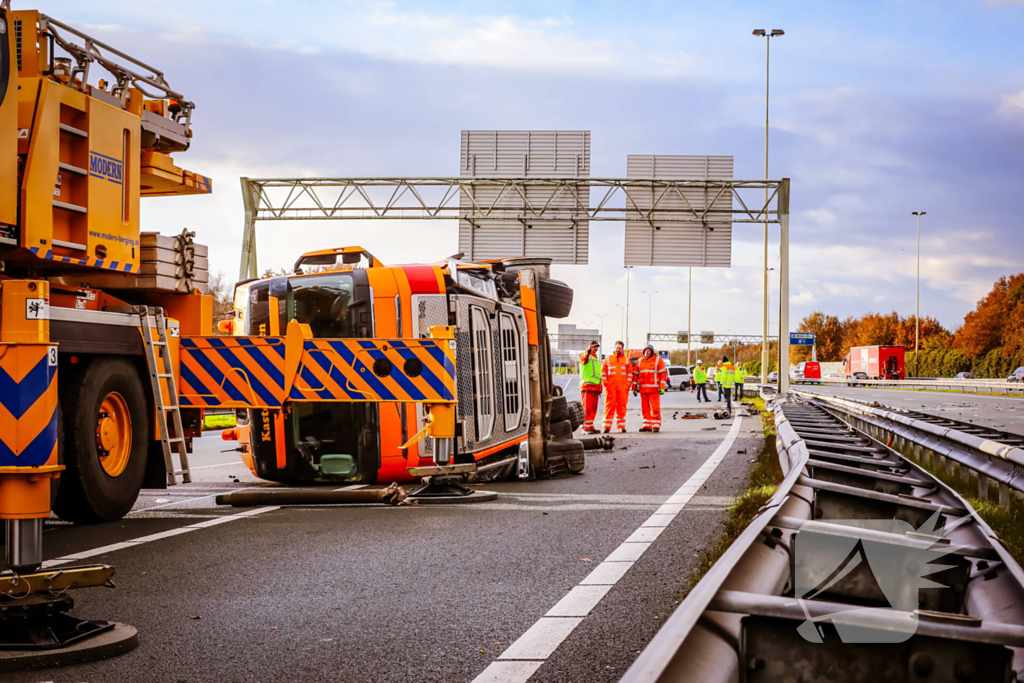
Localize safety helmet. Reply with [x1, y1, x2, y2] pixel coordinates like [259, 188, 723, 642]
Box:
[696, 359, 703, 364]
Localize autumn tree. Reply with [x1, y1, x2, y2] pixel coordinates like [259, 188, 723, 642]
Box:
[953, 273, 1024, 358]
[792, 312, 845, 362]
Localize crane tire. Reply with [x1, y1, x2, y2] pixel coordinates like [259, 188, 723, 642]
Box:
[54, 358, 149, 524]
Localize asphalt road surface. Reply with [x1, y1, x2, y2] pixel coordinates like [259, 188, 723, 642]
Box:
[793, 383, 1024, 437]
[8, 386, 762, 683]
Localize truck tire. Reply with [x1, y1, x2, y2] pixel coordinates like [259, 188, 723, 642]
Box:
[538, 278, 573, 319]
[546, 439, 585, 473]
[549, 418, 573, 440]
[549, 395, 569, 422]
[567, 401, 584, 431]
[54, 358, 150, 523]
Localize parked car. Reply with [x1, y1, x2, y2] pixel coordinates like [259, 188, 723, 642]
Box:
[666, 365, 691, 390]
[955, 372, 976, 380]
[1008, 367, 1024, 383]
[767, 371, 779, 383]
[824, 372, 840, 378]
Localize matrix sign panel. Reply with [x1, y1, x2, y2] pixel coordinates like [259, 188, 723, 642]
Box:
[624, 155, 733, 268]
[458, 130, 590, 265]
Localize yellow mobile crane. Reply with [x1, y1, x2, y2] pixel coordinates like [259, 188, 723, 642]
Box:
[0, 6, 462, 660]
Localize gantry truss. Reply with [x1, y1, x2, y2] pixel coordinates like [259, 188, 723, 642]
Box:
[239, 177, 790, 278]
[647, 333, 780, 345]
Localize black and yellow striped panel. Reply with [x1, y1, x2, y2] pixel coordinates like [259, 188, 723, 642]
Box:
[291, 339, 455, 403]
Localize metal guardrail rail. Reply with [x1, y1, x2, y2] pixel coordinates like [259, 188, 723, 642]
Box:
[621, 395, 1024, 683]
[790, 377, 1024, 396]
[794, 390, 1024, 507]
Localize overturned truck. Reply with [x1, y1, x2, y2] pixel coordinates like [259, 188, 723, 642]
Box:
[218, 247, 587, 485]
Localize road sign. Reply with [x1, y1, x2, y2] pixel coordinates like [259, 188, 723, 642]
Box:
[790, 332, 815, 346]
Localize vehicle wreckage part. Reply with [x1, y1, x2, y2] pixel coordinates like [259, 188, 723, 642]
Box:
[216, 483, 407, 507]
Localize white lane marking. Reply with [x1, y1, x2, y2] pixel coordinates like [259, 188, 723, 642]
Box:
[473, 662, 545, 683]
[334, 484, 368, 491]
[40, 506, 281, 570]
[497, 618, 583, 660]
[578, 561, 633, 585]
[471, 416, 744, 683]
[544, 585, 612, 617]
[190, 461, 247, 470]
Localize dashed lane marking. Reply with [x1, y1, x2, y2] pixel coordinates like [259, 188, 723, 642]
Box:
[470, 416, 744, 683]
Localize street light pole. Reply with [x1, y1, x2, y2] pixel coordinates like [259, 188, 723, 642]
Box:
[687, 267, 692, 366]
[642, 290, 659, 344]
[753, 28, 784, 385]
[912, 211, 926, 378]
[596, 313, 609, 348]
[615, 304, 625, 343]
[624, 266, 634, 349]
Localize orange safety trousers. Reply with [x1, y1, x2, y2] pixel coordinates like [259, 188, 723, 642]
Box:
[640, 392, 661, 430]
[581, 385, 602, 431]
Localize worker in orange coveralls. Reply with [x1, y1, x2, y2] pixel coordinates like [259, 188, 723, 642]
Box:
[633, 345, 668, 432]
[602, 340, 631, 433]
[578, 340, 603, 434]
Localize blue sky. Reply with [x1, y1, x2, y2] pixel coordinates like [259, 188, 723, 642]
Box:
[37, 0, 1024, 346]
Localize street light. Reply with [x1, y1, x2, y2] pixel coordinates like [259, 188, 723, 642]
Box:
[642, 290, 659, 343]
[615, 304, 625, 344]
[596, 313, 609, 349]
[687, 267, 693, 366]
[912, 211, 926, 378]
[624, 266, 634, 349]
[753, 27, 784, 385]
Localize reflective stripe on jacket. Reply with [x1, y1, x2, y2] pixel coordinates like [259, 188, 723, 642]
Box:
[633, 355, 667, 392]
[720, 362, 736, 388]
[602, 352, 632, 390]
[579, 351, 602, 388]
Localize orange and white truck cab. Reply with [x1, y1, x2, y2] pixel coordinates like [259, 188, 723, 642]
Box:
[222, 247, 567, 485]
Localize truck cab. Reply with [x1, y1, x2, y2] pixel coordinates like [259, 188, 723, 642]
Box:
[225, 248, 575, 485]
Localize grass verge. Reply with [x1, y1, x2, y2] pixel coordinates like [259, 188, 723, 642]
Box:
[901, 452, 1024, 567]
[681, 397, 784, 597]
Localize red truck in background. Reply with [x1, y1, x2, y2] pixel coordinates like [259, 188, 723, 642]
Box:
[844, 345, 905, 380]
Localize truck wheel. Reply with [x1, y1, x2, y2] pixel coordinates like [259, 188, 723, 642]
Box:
[54, 358, 149, 523]
[549, 418, 573, 440]
[549, 395, 569, 422]
[567, 401, 584, 431]
[538, 278, 573, 319]
[546, 439, 585, 473]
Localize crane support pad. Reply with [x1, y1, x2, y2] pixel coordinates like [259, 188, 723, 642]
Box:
[179, 335, 455, 409]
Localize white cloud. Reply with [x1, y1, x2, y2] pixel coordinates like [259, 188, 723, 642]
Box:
[996, 89, 1024, 119]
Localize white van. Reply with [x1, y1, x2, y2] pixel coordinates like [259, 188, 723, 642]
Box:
[667, 365, 691, 390]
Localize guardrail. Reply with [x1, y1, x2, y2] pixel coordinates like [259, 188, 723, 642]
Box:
[794, 390, 1024, 507]
[621, 395, 1024, 683]
[788, 376, 1024, 396]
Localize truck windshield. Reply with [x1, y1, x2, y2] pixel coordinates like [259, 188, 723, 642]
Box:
[289, 273, 357, 338]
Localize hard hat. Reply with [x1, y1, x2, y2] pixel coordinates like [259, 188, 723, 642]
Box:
[696, 359, 703, 364]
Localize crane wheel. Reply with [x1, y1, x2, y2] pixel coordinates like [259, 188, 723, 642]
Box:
[54, 358, 149, 524]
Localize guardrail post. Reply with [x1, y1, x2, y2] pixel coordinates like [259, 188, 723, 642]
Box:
[946, 457, 955, 478]
[999, 483, 1010, 508]
[961, 464, 971, 485]
[978, 473, 990, 501]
